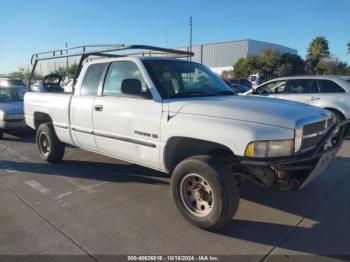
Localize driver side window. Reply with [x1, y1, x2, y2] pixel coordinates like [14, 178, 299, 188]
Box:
[103, 61, 147, 96]
[256, 80, 287, 95]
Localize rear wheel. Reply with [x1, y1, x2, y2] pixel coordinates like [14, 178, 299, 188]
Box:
[171, 155, 240, 230]
[0, 131, 3, 139]
[36, 123, 65, 163]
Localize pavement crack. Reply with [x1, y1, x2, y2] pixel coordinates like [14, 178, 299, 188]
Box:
[0, 179, 99, 262]
[261, 180, 343, 261]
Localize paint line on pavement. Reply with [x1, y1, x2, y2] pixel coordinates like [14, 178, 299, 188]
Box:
[24, 180, 50, 195]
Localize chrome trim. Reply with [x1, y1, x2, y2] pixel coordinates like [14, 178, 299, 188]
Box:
[294, 112, 333, 154]
[53, 123, 69, 129]
[94, 131, 156, 148]
[71, 126, 93, 135]
[303, 130, 327, 139]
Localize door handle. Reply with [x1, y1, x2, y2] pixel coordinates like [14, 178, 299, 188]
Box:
[94, 105, 103, 111]
[309, 97, 320, 101]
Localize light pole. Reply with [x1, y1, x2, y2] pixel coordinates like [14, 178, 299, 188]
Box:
[65, 42, 69, 69]
[189, 16, 192, 61]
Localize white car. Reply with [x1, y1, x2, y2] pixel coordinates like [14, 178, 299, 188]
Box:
[246, 75, 350, 122]
[0, 78, 27, 98]
[0, 86, 26, 139]
[24, 45, 349, 230]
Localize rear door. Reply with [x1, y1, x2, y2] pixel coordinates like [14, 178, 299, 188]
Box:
[283, 78, 319, 105]
[70, 63, 107, 150]
[314, 79, 347, 111]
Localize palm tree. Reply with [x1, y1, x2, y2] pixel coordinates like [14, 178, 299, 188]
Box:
[307, 36, 330, 62]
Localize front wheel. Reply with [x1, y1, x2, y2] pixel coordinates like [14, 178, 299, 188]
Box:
[36, 123, 65, 163]
[171, 155, 240, 230]
[0, 131, 3, 139]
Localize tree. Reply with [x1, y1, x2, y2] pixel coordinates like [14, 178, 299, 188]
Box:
[5, 67, 32, 83]
[257, 48, 280, 80]
[221, 69, 235, 78]
[233, 55, 258, 78]
[306, 36, 330, 71]
[315, 57, 350, 75]
[348, 42, 350, 54]
[275, 53, 305, 77]
[53, 63, 78, 79]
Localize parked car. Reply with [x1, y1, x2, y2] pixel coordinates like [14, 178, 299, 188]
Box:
[29, 74, 64, 93]
[0, 78, 26, 98]
[249, 74, 265, 89]
[0, 86, 26, 139]
[25, 44, 349, 230]
[246, 75, 350, 122]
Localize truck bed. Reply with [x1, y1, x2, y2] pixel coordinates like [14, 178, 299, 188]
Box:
[24, 92, 74, 145]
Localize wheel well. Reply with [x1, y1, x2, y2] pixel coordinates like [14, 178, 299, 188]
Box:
[324, 108, 346, 120]
[33, 112, 53, 129]
[164, 137, 234, 173]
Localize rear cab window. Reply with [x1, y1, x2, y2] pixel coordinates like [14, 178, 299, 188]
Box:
[80, 63, 106, 96]
[318, 80, 345, 93]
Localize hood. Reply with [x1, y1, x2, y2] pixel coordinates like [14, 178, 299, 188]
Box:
[168, 96, 329, 129]
[0, 101, 24, 115]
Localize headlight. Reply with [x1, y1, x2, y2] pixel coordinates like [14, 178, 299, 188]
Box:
[294, 128, 303, 153]
[245, 140, 294, 158]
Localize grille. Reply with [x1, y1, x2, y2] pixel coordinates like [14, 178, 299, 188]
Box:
[300, 117, 334, 152]
[303, 121, 325, 136]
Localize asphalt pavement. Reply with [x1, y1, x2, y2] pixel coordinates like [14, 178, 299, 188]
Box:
[0, 131, 349, 261]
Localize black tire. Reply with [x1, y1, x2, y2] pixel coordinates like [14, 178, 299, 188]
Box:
[171, 155, 240, 230]
[36, 123, 65, 163]
[0, 131, 3, 139]
[332, 111, 345, 123]
[327, 110, 349, 137]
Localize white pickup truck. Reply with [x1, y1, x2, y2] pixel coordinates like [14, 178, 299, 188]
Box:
[24, 45, 349, 229]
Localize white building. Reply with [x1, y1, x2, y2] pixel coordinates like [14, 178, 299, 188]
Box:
[177, 39, 297, 75]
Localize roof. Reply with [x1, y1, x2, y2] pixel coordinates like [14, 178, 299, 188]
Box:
[265, 75, 350, 81]
[260, 75, 350, 92]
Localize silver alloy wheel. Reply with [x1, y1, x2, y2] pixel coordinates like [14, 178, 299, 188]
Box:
[179, 173, 214, 217]
[39, 132, 51, 156]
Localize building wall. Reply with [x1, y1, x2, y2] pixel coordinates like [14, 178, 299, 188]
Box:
[177, 39, 297, 72]
[247, 40, 297, 56]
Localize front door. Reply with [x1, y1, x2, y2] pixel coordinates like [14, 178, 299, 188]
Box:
[92, 60, 162, 169]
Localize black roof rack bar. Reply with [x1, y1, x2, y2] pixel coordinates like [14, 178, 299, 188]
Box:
[31, 44, 194, 64]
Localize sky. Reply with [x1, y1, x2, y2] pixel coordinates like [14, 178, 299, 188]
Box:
[0, 0, 349, 73]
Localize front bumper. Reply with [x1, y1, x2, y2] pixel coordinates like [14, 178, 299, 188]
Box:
[0, 119, 27, 130]
[237, 119, 350, 190]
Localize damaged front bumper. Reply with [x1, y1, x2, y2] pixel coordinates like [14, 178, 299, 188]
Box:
[235, 119, 350, 190]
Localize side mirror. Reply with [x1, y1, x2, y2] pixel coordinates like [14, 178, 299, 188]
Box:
[121, 78, 143, 96]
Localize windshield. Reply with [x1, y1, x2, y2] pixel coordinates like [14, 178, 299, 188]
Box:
[143, 60, 235, 99]
[0, 87, 22, 102]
